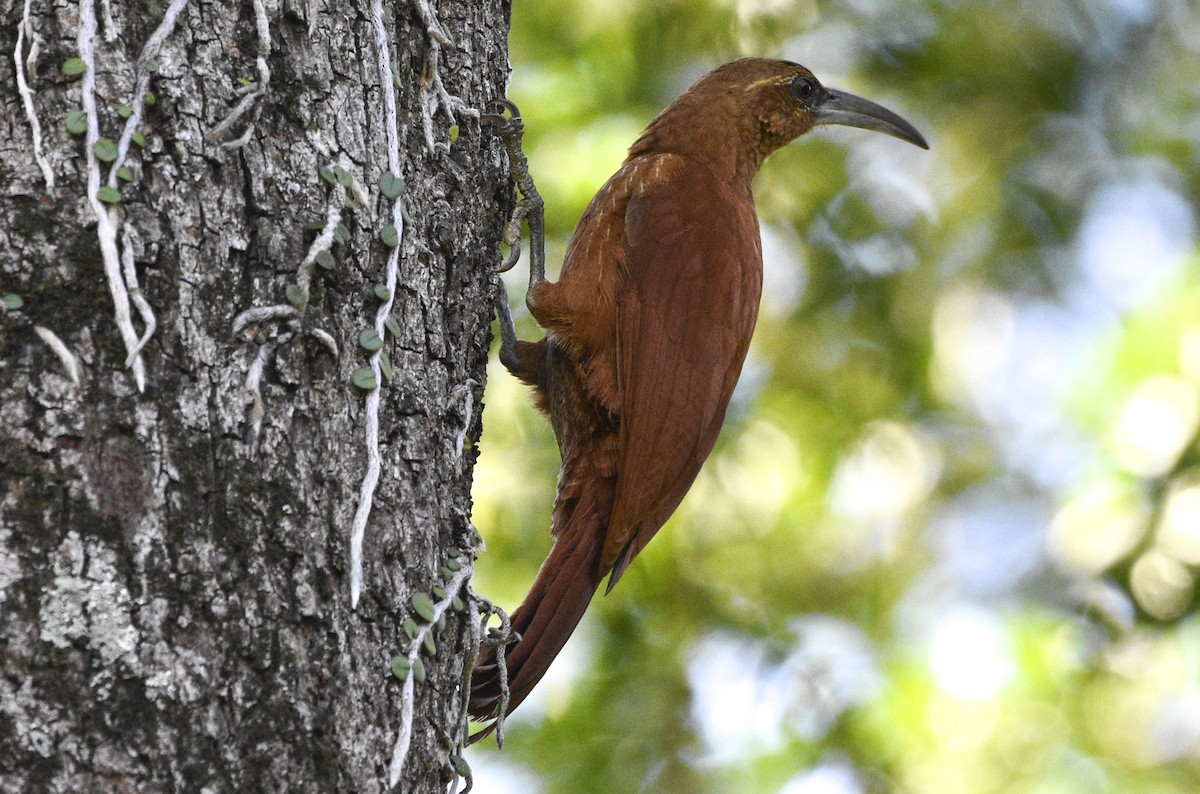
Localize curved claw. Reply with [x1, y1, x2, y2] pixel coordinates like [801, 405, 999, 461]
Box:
[490, 98, 521, 120]
[482, 98, 521, 125]
[496, 241, 522, 273]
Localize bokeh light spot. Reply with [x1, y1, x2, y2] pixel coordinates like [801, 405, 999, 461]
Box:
[1130, 549, 1193, 621]
[780, 761, 864, 794]
[1156, 479, 1200, 565]
[1111, 375, 1199, 477]
[1048, 479, 1148, 575]
[931, 287, 1015, 415]
[829, 421, 940, 521]
[928, 606, 1015, 700]
[1076, 181, 1194, 310]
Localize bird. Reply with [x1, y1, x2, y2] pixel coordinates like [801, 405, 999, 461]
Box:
[469, 57, 927, 738]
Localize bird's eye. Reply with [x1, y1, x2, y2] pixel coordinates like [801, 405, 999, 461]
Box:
[790, 76, 817, 101]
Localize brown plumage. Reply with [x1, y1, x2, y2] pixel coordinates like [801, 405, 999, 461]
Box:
[470, 57, 927, 735]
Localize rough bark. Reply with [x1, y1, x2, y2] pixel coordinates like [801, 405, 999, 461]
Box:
[0, 0, 510, 790]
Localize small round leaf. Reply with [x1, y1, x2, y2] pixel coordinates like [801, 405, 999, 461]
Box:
[146, 58, 161, 73]
[65, 111, 87, 135]
[352, 367, 377, 390]
[314, 249, 335, 270]
[384, 317, 402, 338]
[117, 104, 133, 118]
[285, 284, 306, 306]
[62, 58, 86, 76]
[412, 657, 426, 684]
[403, 617, 418, 639]
[379, 171, 406, 199]
[3, 293, 24, 311]
[117, 166, 133, 182]
[422, 633, 436, 657]
[334, 223, 350, 244]
[380, 352, 394, 383]
[93, 138, 119, 162]
[380, 225, 399, 249]
[334, 165, 352, 187]
[391, 656, 411, 680]
[319, 166, 335, 186]
[97, 186, 122, 204]
[411, 592, 435, 622]
[143, 90, 156, 106]
[358, 329, 384, 352]
[132, 131, 147, 148]
[374, 284, 391, 301]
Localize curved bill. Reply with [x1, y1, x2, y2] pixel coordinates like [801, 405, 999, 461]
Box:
[814, 88, 929, 149]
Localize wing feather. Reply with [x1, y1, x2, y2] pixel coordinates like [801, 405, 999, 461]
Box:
[601, 159, 762, 582]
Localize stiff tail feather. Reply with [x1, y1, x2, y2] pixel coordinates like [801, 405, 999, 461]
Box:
[468, 488, 610, 740]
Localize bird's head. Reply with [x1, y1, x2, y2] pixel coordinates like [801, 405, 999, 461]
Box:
[722, 58, 928, 153]
[634, 58, 927, 177]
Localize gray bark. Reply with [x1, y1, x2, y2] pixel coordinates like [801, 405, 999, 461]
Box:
[0, 0, 510, 790]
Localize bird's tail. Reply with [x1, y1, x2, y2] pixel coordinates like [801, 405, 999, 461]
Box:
[468, 482, 611, 739]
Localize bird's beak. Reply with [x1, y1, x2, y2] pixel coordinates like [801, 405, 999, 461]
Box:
[813, 88, 929, 149]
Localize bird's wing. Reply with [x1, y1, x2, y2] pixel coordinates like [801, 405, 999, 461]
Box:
[602, 158, 762, 586]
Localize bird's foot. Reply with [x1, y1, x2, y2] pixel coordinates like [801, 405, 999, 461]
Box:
[483, 98, 546, 289]
[484, 98, 548, 376]
[493, 282, 522, 374]
[496, 202, 531, 274]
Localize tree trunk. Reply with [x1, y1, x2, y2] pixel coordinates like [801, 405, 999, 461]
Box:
[0, 0, 510, 790]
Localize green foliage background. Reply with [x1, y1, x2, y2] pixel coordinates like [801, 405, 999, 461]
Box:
[469, 1, 1200, 791]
